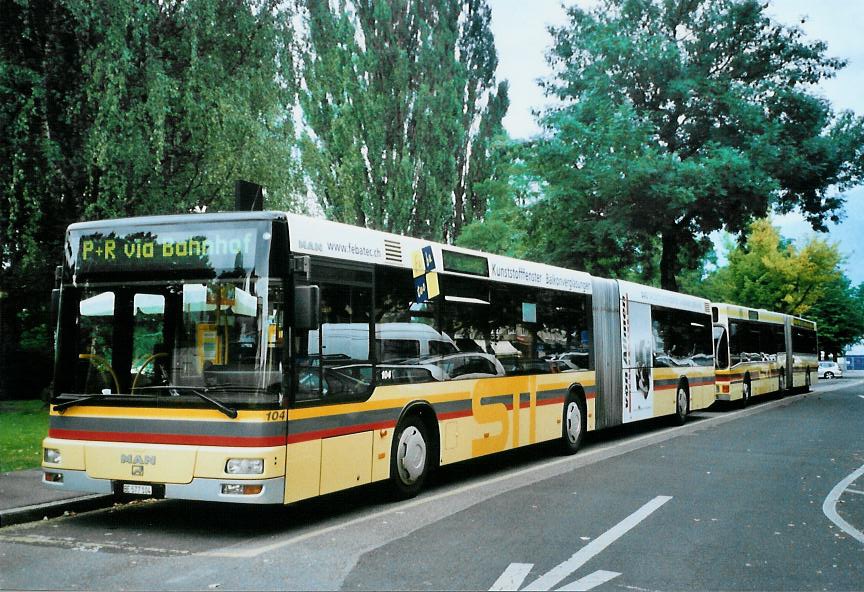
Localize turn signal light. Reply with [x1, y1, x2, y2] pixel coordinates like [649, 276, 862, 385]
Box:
[221, 483, 263, 495]
[44, 472, 64, 483]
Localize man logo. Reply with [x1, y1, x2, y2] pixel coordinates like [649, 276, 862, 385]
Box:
[120, 454, 156, 465]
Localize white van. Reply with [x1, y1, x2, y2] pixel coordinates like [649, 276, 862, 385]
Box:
[308, 322, 457, 362]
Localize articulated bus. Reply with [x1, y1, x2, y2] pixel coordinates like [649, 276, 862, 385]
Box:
[42, 211, 716, 504]
[712, 303, 818, 404]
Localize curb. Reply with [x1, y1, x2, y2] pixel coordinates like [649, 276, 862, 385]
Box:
[0, 494, 115, 528]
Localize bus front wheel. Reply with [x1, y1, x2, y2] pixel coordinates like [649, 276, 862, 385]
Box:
[390, 415, 430, 500]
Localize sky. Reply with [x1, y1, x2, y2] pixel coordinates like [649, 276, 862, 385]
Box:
[486, 0, 864, 284]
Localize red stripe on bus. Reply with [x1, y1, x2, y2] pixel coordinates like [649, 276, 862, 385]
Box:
[286, 420, 398, 444]
[48, 428, 285, 447]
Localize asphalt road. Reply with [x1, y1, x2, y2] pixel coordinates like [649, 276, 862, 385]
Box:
[1, 378, 862, 591]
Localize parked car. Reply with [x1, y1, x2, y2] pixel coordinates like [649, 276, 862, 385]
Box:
[818, 360, 843, 379]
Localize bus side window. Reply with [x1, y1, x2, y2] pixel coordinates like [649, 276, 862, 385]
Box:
[298, 280, 374, 404]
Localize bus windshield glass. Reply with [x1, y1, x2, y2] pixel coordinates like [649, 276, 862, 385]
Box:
[56, 219, 286, 409]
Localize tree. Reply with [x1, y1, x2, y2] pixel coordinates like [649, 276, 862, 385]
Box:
[71, 0, 300, 218]
[698, 218, 842, 316]
[532, 0, 864, 290]
[0, 0, 301, 399]
[298, 0, 507, 241]
[806, 277, 864, 359]
[455, 135, 533, 257]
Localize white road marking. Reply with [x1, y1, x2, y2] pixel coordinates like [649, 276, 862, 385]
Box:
[0, 533, 188, 556]
[557, 570, 621, 591]
[822, 462, 864, 545]
[858, 395, 864, 400]
[846, 489, 864, 495]
[523, 496, 672, 592]
[490, 563, 534, 591]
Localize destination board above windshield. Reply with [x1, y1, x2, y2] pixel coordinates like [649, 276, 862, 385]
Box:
[68, 221, 269, 278]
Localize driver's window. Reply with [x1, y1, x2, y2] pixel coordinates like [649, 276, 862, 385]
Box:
[130, 293, 166, 391]
[77, 291, 116, 393]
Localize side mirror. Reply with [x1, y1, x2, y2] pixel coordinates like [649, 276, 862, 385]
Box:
[294, 285, 320, 330]
[50, 289, 61, 335]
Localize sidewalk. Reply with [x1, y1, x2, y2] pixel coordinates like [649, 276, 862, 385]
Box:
[0, 469, 113, 527]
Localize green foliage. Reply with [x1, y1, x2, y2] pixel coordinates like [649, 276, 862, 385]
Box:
[298, 0, 507, 241]
[455, 135, 532, 257]
[0, 0, 302, 399]
[0, 400, 48, 471]
[698, 218, 864, 355]
[700, 218, 842, 315]
[531, 0, 864, 290]
[805, 277, 864, 357]
[70, 0, 301, 217]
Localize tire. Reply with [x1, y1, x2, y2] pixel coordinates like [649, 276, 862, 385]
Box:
[778, 369, 786, 395]
[389, 415, 430, 500]
[560, 392, 586, 455]
[805, 370, 812, 391]
[742, 376, 752, 407]
[825, 371, 834, 380]
[673, 383, 689, 425]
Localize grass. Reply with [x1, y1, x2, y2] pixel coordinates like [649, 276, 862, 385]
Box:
[0, 400, 49, 472]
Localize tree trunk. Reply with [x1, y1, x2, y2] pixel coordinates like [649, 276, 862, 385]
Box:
[660, 230, 680, 292]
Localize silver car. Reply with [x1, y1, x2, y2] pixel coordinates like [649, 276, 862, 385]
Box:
[818, 360, 843, 379]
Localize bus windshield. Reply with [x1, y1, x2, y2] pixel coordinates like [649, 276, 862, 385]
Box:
[55, 217, 287, 409]
[56, 278, 285, 409]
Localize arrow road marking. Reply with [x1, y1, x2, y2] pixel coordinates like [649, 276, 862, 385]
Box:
[522, 495, 672, 592]
[490, 563, 534, 591]
[557, 570, 621, 591]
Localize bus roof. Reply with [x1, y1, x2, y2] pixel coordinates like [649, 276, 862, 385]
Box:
[282, 212, 594, 295]
[64, 210, 715, 305]
[712, 302, 787, 325]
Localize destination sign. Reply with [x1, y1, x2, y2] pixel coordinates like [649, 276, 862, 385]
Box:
[70, 223, 263, 277]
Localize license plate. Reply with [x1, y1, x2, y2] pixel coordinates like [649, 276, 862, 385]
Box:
[122, 483, 152, 495]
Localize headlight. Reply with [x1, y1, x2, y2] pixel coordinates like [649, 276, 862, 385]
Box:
[44, 448, 62, 464]
[225, 458, 264, 475]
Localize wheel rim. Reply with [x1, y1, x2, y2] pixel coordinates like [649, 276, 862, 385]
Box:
[565, 401, 582, 444]
[677, 388, 687, 417]
[744, 381, 750, 401]
[396, 426, 427, 485]
[780, 373, 785, 391]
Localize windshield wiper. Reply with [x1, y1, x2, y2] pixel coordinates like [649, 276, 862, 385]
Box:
[53, 393, 110, 412]
[136, 386, 238, 419]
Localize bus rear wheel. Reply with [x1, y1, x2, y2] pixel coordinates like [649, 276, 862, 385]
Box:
[389, 415, 430, 500]
[742, 376, 752, 407]
[673, 384, 688, 426]
[560, 392, 586, 455]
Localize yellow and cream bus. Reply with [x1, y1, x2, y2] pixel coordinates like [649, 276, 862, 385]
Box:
[711, 303, 817, 404]
[42, 210, 715, 504]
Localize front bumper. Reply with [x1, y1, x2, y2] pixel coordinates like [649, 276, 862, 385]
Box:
[42, 469, 285, 504]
